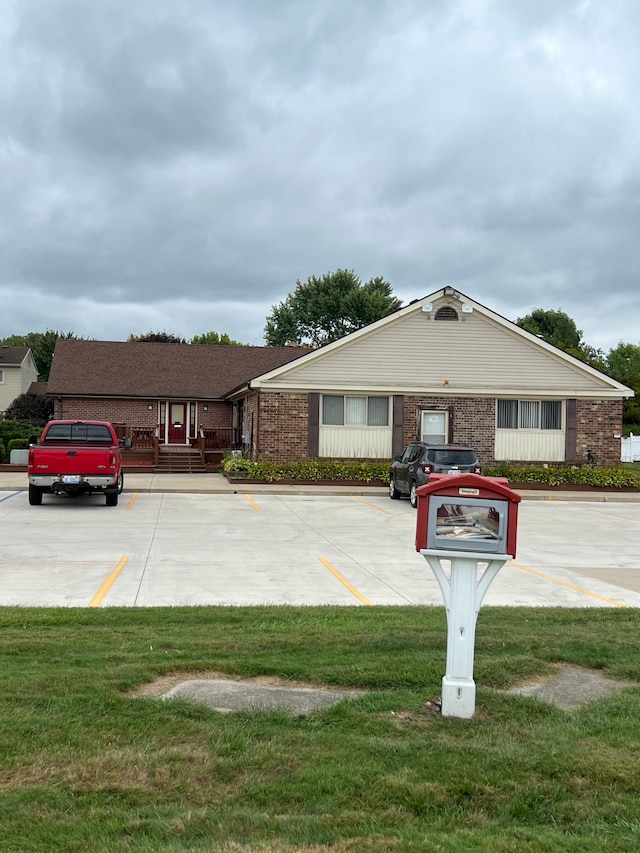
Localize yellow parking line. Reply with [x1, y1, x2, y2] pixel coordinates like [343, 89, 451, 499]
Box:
[318, 557, 373, 606]
[244, 494, 261, 512]
[349, 496, 392, 515]
[583, 505, 636, 522]
[88, 556, 129, 607]
[126, 492, 138, 510]
[510, 561, 629, 608]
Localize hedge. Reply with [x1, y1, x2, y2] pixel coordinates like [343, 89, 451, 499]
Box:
[483, 464, 640, 489]
[222, 457, 640, 489]
[222, 457, 389, 483]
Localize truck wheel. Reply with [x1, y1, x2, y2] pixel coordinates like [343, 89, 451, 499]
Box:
[28, 485, 43, 506]
[106, 490, 118, 507]
[116, 472, 124, 494]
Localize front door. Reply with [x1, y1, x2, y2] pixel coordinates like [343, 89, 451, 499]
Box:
[168, 402, 187, 444]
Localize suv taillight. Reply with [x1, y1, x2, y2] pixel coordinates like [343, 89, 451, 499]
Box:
[422, 464, 433, 474]
[474, 465, 482, 474]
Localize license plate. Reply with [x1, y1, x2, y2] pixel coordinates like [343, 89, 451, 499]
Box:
[447, 469, 461, 476]
[63, 475, 80, 484]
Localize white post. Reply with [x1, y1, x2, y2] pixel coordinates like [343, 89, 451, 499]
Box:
[421, 548, 510, 718]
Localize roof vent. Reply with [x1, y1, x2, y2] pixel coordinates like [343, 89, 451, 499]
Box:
[434, 306, 459, 321]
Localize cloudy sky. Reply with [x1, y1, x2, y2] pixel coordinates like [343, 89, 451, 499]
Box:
[1, 0, 639, 352]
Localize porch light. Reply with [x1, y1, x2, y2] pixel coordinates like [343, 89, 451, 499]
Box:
[148, 403, 154, 410]
[203, 404, 208, 411]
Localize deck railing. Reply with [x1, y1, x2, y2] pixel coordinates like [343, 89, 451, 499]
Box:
[126, 425, 240, 464]
[197, 427, 241, 452]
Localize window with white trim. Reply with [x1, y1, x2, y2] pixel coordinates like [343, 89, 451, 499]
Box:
[0, 369, 4, 383]
[322, 395, 389, 426]
[497, 400, 562, 430]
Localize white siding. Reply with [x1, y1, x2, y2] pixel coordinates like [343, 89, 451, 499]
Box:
[20, 358, 38, 393]
[318, 427, 392, 458]
[0, 367, 23, 411]
[495, 431, 566, 462]
[265, 304, 616, 395]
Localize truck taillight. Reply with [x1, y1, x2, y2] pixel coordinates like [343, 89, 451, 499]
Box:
[28, 448, 35, 469]
[110, 455, 116, 467]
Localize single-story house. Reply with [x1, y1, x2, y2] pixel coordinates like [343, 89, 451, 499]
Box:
[0, 346, 39, 417]
[46, 340, 308, 464]
[46, 289, 634, 467]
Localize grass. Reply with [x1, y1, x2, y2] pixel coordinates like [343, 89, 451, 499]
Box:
[1, 605, 640, 852]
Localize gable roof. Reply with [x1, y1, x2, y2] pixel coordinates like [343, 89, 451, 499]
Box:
[46, 340, 307, 400]
[246, 289, 633, 399]
[0, 346, 30, 366]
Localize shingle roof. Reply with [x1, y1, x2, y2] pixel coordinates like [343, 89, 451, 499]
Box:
[46, 340, 307, 399]
[0, 346, 30, 365]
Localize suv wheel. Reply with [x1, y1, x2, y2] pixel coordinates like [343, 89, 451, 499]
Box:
[389, 476, 401, 500]
[409, 481, 418, 509]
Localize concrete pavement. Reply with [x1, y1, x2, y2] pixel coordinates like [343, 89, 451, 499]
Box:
[4, 469, 639, 714]
[2, 468, 639, 501]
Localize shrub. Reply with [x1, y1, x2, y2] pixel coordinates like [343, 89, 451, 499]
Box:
[0, 440, 5, 462]
[7, 438, 28, 454]
[483, 464, 640, 489]
[222, 457, 640, 489]
[222, 457, 389, 483]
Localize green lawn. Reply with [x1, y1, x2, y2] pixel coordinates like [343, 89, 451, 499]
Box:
[1, 605, 640, 852]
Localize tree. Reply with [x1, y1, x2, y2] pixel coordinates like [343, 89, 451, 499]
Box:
[4, 393, 53, 427]
[264, 269, 403, 347]
[515, 308, 606, 369]
[190, 331, 246, 346]
[127, 331, 186, 343]
[0, 330, 83, 381]
[606, 343, 640, 434]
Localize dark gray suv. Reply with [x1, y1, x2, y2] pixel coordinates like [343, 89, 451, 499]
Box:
[389, 443, 482, 507]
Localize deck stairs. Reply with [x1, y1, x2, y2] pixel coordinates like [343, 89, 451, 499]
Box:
[156, 445, 207, 473]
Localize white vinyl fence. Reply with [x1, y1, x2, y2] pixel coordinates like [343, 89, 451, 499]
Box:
[622, 433, 640, 462]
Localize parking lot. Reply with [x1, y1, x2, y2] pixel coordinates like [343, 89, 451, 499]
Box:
[2, 484, 640, 608]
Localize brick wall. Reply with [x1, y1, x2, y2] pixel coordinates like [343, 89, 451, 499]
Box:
[53, 397, 232, 436]
[576, 399, 623, 466]
[405, 396, 495, 463]
[257, 392, 309, 459]
[402, 396, 623, 467]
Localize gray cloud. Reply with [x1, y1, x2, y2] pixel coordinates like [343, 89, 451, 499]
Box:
[1, 0, 639, 351]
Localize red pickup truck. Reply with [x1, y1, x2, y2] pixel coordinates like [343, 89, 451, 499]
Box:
[27, 420, 128, 506]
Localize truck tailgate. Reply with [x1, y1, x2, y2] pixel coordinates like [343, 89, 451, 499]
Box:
[29, 447, 116, 475]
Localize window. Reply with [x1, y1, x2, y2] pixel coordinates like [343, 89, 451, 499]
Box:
[421, 410, 448, 444]
[322, 395, 389, 426]
[43, 424, 114, 445]
[0, 368, 4, 382]
[497, 400, 562, 430]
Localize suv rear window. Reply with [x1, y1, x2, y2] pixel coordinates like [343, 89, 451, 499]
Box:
[428, 450, 477, 466]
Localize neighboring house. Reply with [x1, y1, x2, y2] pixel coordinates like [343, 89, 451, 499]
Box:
[0, 347, 39, 417]
[45, 290, 634, 467]
[229, 289, 633, 467]
[45, 340, 307, 451]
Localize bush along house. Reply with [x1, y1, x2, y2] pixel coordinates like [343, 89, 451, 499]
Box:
[46, 289, 633, 470]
